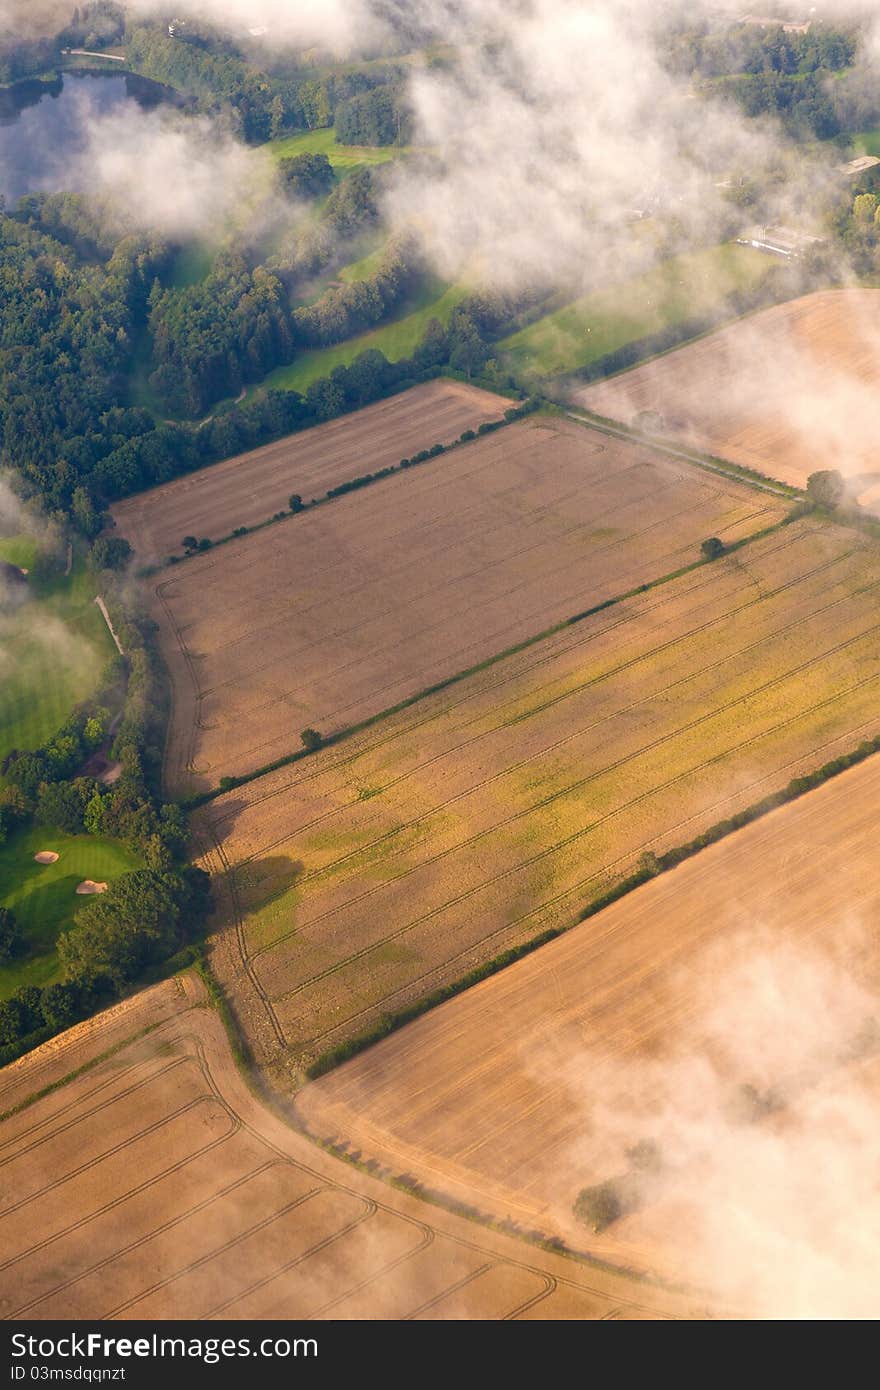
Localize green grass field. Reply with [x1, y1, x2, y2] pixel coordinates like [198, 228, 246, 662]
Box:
[268, 126, 407, 175]
[499, 242, 773, 378]
[260, 277, 468, 394]
[0, 827, 141, 998]
[0, 538, 114, 769]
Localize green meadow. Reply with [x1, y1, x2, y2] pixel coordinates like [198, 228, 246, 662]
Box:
[0, 827, 141, 998]
[260, 277, 468, 394]
[854, 129, 880, 157]
[498, 242, 773, 378]
[0, 537, 114, 769]
[268, 125, 407, 175]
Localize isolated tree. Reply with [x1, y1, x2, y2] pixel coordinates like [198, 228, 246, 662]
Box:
[0, 907, 23, 963]
[289, 493, 304, 513]
[700, 537, 725, 560]
[573, 1181, 623, 1233]
[806, 469, 845, 509]
[300, 728, 323, 752]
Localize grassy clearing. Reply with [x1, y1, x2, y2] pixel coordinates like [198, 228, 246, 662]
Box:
[268, 126, 406, 174]
[854, 129, 880, 157]
[0, 538, 114, 768]
[499, 243, 773, 377]
[0, 827, 141, 998]
[260, 277, 468, 394]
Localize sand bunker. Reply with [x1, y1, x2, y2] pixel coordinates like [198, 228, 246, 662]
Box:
[34, 851, 59, 864]
[76, 880, 108, 895]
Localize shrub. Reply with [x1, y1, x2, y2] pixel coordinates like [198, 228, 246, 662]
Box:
[300, 728, 323, 752]
[700, 537, 726, 560]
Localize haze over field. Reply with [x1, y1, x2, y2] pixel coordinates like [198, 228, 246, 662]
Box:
[3, 0, 880, 1322]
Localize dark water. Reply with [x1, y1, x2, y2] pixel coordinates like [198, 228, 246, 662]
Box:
[0, 71, 181, 202]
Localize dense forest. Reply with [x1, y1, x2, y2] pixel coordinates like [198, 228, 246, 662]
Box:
[125, 25, 408, 144]
[0, 187, 511, 528]
[665, 20, 876, 140]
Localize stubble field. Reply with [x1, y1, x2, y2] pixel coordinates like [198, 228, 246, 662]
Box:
[110, 379, 509, 564]
[577, 289, 880, 509]
[0, 974, 704, 1320]
[195, 515, 880, 1079]
[295, 751, 880, 1312]
[153, 414, 784, 795]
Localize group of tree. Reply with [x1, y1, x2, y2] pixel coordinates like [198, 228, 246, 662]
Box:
[277, 151, 335, 201]
[0, 865, 211, 1052]
[0, 573, 211, 1057]
[0, 193, 168, 516]
[125, 25, 408, 144]
[292, 234, 421, 348]
[664, 20, 858, 81]
[835, 188, 880, 274]
[148, 252, 293, 416]
[335, 84, 412, 146]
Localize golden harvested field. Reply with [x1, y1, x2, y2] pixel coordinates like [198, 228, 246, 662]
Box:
[0, 973, 705, 1320]
[577, 289, 880, 509]
[111, 380, 509, 564]
[153, 415, 785, 794]
[297, 752, 880, 1316]
[196, 515, 880, 1081]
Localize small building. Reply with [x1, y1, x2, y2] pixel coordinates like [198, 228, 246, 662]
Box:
[740, 13, 813, 34]
[736, 223, 825, 259]
[838, 155, 880, 180]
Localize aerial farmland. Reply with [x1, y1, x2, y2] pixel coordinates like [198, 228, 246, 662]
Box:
[578, 289, 880, 509]
[194, 513, 880, 1079]
[150, 409, 784, 794]
[296, 752, 880, 1317]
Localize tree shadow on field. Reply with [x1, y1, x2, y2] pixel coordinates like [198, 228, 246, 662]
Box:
[232, 854, 304, 914]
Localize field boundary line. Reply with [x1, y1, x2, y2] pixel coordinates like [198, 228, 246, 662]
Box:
[184, 510, 800, 806]
[303, 728, 880, 1078]
[564, 407, 800, 499]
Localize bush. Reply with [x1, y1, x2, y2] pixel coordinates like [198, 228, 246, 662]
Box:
[300, 728, 323, 752]
[0, 907, 23, 963]
[700, 537, 725, 560]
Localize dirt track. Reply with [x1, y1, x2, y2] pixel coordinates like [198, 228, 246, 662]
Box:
[111, 380, 510, 564]
[577, 289, 880, 508]
[0, 974, 707, 1320]
[154, 414, 785, 793]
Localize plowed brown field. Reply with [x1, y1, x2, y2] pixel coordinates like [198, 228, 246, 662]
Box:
[154, 415, 785, 794]
[111, 380, 509, 564]
[297, 753, 880, 1313]
[577, 289, 880, 509]
[195, 515, 880, 1082]
[0, 973, 706, 1319]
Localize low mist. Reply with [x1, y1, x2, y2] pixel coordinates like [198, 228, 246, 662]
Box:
[548, 929, 880, 1318]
